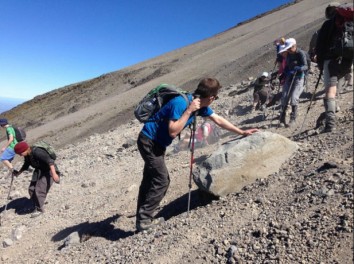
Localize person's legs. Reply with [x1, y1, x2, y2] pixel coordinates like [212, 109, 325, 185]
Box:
[288, 77, 304, 127]
[252, 92, 260, 111]
[1, 148, 15, 171]
[259, 90, 268, 107]
[34, 174, 53, 211]
[28, 181, 40, 215]
[136, 134, 169, 230]
[323, 60, 337, 132]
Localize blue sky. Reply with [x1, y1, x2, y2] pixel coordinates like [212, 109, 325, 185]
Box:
[0, 0, 291, 100]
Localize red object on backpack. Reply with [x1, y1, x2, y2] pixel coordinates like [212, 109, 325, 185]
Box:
[336, 3, 354, 20]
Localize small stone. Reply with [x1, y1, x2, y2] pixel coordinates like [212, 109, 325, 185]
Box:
[3, 239, 13, 247]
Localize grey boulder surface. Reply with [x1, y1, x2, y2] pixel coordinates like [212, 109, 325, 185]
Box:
[193, 131, 299, 196]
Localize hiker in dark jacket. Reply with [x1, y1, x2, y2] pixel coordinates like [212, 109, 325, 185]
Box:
[13, 141, 60, 218]
[315, 3, 353, 132]
[251, 72, 270, 112]
[309, 2, 340, 62]
[136, 77, 258, 231]
[278, 38, 308, 127]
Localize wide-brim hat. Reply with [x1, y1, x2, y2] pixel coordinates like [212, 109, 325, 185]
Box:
[278, 38, 296, 54]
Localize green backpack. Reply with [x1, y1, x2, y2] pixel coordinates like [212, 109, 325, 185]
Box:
[134, 84, 190, 123]
[32, 141, 57, 160]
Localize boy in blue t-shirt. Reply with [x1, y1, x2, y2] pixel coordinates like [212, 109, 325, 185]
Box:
[136, 77, 258, 232]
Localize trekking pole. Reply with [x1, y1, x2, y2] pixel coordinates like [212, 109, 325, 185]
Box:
[4, 170, 15, 212]
[187, 97, 199, 217]
[278, 71, 297, 128]
[293, 70, 323, 139]
[269, 80, 282, 126]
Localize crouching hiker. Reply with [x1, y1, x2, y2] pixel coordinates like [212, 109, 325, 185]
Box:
[136, 77, 258, 231]
[251, 72, 271, 112]
[13, 141, 60, 218]
[278, 38, 308, 127]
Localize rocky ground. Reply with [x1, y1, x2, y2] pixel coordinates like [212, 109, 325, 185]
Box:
[0, 63, 353, 263]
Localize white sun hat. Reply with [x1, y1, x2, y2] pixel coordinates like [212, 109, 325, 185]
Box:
[261, 72, 269, 78]
[278, 38, 296, 54]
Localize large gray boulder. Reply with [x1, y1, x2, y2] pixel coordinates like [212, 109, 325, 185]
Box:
[193, 131, 299, 197]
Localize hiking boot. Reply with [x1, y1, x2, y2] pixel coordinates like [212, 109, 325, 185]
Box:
[323, 98, 336, 133]
[287, 118, 296, 128]
[136, 217, 165, 232]
[30, 209, 43, 218]
[322, 125, 336, 133]
[279, 110, 287, 127]
[287, 105, 298, 128]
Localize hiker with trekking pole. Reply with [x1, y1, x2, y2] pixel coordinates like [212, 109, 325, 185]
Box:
[0, 118, 20, 173]
[135, 77, 258, 232]
[278, 38, 308, 128]
[314, 3, 353, 133]
[12, 141, 60, 218]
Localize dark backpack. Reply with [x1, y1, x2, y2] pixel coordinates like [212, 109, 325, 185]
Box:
[134, 84, 190, 123]
[332, 4, 354, 59]
[32, 141, 57, 160]
[11, 126, 26, 142]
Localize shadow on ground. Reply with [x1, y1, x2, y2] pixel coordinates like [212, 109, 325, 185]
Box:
[0, 197, 34, 215]
[156, 189, 217, 221]
[52, 214, 135, 245]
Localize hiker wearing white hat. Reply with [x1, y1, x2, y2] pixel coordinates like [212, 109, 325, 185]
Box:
[251, 72, 271, 112]
[278, 38, 308, 127]
[278, 38, 296, 54]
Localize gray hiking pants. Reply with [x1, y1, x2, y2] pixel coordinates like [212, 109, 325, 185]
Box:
[281, 75, 304, 106]
[136, 133, 170, 222]
[28, 171, 53, 211]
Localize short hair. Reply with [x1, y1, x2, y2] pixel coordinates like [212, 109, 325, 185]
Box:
[194, 78, 221, 98]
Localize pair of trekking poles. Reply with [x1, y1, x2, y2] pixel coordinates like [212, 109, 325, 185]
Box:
[272, 69, 323, 137]
[277, 71, 298, 128]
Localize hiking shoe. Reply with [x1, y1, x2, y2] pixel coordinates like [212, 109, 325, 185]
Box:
[30, 209, 43, 218]
[322, 126, 336, 133]
[136, 217, 165, 232]
[287, 119, 296, 128]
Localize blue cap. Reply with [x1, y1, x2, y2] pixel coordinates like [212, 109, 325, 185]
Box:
[0, 118, 8, 125]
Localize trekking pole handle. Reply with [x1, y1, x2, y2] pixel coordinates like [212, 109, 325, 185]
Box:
[192, 94, 200, 132]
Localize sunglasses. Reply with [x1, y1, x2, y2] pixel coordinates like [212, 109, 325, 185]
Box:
[212, 95, 219, 100]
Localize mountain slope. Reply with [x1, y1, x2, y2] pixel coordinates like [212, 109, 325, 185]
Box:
[0, 1, 353, 262]
[1, 0, 340, 148]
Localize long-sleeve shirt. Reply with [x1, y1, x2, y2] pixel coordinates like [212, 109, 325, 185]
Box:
[284, 48, 308, 78]
[20, 147, 55, 173]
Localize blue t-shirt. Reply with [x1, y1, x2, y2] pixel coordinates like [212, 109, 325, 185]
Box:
[141, 94, 213, 148]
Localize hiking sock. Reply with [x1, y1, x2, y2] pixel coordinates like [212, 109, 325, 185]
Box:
[324, 98, 336, 132]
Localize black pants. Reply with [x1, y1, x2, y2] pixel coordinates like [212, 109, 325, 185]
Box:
[136, 133, 170, 222]
[28, 172, 53, 211]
